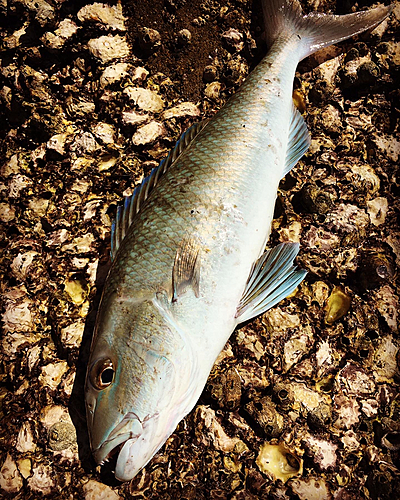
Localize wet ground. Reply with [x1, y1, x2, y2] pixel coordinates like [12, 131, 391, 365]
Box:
[1, 0, 400, 498]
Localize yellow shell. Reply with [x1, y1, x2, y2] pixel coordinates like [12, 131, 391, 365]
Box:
[256, 443, 303, 482]
[325, 287, 351, 325]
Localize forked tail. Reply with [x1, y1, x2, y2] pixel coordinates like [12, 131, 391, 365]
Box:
[262, 0, 393, 61]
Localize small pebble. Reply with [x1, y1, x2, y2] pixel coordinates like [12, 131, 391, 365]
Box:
[138, 27, 161, 52]
[177, 29, 191, 46]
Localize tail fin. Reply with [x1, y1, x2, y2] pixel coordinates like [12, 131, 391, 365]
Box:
[262, 0, 393, 61]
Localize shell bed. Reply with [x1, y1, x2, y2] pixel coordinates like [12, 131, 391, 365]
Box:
[0, 0, 399, 498]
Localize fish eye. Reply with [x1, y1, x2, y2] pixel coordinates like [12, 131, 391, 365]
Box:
[90, 358, 115, 390]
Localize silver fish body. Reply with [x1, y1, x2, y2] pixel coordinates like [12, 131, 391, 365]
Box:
[85, 0, 392, 481]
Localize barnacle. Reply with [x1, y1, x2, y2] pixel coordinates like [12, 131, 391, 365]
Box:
[177, 29, 191, 46]
[48, 422, 77, 451]
[256, 443, 303, 482]
[207, 367, 241, 410]
[138, 27, 161, 52]
[357, 251, 395, 291]
[222, 28, 244, 53]
[203, 65, 219, 83]
[223, 58, 248, 85]
[297, 182, 336, 214]
[244, 396, 285, 437]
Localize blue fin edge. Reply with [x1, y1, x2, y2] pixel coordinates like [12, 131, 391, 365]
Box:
[283, 104, 310, 178]
[235, 242, 307, 324]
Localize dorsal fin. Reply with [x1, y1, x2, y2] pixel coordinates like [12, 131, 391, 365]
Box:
[111, 121, 208, 260]
[283, 104, 310, 178]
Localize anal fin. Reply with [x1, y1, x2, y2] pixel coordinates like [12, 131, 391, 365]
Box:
[172, 236, 201, 302]
[235, 242, 306, 324]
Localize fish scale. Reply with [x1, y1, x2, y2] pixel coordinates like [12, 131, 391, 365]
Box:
[110, 43, 297, 300]
[85, 0, 392, 482]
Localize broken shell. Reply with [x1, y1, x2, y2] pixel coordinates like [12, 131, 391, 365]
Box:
[290, 476, 331, 500]
[256, 443, 303, 482]
[315, 375, 335, 393]
[222, 28, 244, 52]
[381, 431, 400, 451]
[325, 287, 351, 325]
[205, 81, 222, 101]
[124, 86, 164, 113]
[132, 121, 165, 146]
[83, 480, 120, 500]
[64, 276, 88, 305]
[87, 34, 130, 64]
[367, 197, 388, 226]
[307, 402, 332, 431]
[336, 464, 352, 486]
[0, 454, 23, 494]
[77, 3, 126, 31]
[17, 458, 32, 480]
[293, 89, 306, 113]
[27, 464, 56, 496]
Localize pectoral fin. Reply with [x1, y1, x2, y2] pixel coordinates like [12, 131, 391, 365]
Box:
[282, 104, 310, 178]
[172, 236, 201, 302]
[235, 242, 306, 324]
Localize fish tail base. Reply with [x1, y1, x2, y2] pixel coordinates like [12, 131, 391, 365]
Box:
[262, 0, 392, 61]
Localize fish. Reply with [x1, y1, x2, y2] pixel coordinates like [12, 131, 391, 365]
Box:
[85, 0, 392, 482]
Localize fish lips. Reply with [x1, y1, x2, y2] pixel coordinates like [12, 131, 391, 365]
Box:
[92, 412, 160, 481]
[92, 413, 143, 465]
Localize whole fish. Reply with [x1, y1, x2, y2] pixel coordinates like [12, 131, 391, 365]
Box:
[85, 0, 392, 481]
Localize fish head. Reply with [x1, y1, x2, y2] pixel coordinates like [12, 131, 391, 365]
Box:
[85, 296, 196, 481]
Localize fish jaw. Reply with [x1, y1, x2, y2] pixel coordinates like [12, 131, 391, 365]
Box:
[113, 414, 163, 482]
[90, 410, 163, 481]
[90, 406, 182, 481]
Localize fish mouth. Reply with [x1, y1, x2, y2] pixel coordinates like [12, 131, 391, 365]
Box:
[93, 433, 130, 465]
[92, 411, 163, 482]
[92, 413, 143, 466]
